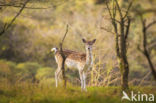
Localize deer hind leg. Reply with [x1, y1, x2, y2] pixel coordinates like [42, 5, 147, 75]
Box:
[55, 55, 64, 88]
[55, 67, 62, 87]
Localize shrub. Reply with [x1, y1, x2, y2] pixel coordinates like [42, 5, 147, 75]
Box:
[16, 62, 41, 82]
[0, 60, 17, 84]
[36, 67, 55, 80]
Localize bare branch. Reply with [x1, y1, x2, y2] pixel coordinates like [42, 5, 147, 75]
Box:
[112, 0, 117, 19]
[133, 8, 156, 15]
[137, 44, 144, 55]
[114, 0, 123, 18]
[59, 24, 69, 88]
[0, 4, 52, 9]
[105, 1, 118, 34]
[106, 1, 113, 20]
[60, 24, 69, 49]
[101, 17, 126, 26]
[123, 0, 133, 19]
[105, 0, 120, 57]
[125, 17, 131, 40]
[0, 0, 30, 36]
[100, 27, 115, 34]
[100, 27, 121, 36]
[146, 21, 156, 29]
[139, 72, 151, 86]
[139, 14, 156, 80]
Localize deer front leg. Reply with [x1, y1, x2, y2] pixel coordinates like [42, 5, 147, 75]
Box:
[83, 72, 87, 91]
[79, 70, 83, 90]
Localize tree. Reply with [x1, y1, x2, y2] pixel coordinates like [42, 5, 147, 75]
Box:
[138, 16, 156, 80]
[105, 0, 132, 90]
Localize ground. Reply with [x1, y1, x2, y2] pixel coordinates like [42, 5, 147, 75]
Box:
[0, 83, 155, 103]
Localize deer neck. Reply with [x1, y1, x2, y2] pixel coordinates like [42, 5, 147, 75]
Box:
[86, 48, 93, 65]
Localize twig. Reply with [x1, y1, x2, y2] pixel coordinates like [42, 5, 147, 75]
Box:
[133, 8, 156, 15]
[100, 27, 114, 34]
[123, 0, 133, 19]
[138, 15, 156, 80]
[146, 21, 156, 29]
[106, 0, 120, 58]
[106, 1, 113, 20]
[125, 17, 131, 40]
[114, 0, 123, 18]
[137, 44, 144, 54]
[0, 4, 52, 9]
[139, 72, 151, 86]
[102, 17, 129, 26]
[60, 24, 69, 48]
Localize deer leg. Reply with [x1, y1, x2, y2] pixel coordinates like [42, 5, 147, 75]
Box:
[58, 69, 62, 81]
[83, 72, 87, 91]
[79, 70, 83, 90]
[55, 68, 61, 87]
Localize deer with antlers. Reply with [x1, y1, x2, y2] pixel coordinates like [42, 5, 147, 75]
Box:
[51, 38, 96, 91]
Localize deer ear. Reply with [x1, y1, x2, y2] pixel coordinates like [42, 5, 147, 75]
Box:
[82, 38, 86, 43]
[92, 39, 96, 44]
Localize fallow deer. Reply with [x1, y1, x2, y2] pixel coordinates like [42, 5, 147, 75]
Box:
[51, 38, 96, 91]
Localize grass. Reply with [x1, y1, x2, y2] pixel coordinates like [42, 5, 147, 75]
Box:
[0, 83, 155, 103]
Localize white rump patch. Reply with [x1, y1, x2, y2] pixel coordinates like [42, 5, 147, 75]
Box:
[51, 47, 58, 53]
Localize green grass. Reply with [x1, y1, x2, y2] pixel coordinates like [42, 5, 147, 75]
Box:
[0, 83, 155, 103]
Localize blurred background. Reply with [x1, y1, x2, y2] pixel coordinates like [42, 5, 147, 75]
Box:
[0, 0, 156, 89]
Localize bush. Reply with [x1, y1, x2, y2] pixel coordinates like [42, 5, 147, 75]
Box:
[0, 60, 17, 84]
[36, 67, 55, 80]
[16, 62, 42, 82]
[0, 60, 55, 84]
[16, 62, 41, 73]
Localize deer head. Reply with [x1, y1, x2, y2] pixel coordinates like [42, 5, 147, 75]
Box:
[82, 38, 96, 51]
[82, 38, 96, 68]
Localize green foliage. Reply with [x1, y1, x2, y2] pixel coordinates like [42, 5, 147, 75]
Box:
[0, 60, 55, 84]
[36, 67, 54, 80]
[17, 62, 41, 73]
[0, 60, 17, 83]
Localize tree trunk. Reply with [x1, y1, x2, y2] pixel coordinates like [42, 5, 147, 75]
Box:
[120, 18, 129, 90]
[120, 58, 129, 90]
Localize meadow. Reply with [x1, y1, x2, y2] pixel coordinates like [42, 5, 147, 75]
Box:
[0, 83, 155, 103]
[0, 60, 155, 103]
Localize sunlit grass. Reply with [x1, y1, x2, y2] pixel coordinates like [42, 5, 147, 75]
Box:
[0, 60, 155, 103]
[0, 82, 155, 103]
